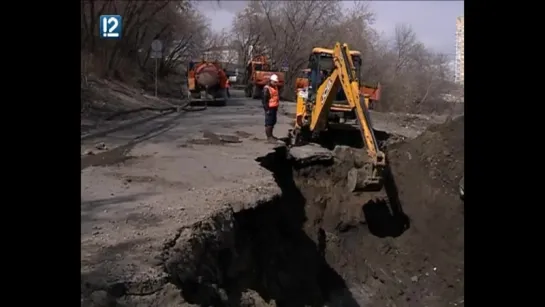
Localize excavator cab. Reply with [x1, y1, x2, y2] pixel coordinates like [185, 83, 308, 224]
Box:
[306, 48, 364, 123]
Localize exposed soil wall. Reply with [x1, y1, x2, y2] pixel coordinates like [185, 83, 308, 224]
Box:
[84, 117, 464, 307]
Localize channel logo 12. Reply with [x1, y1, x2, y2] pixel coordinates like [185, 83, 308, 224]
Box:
[99, 15, 122, 39]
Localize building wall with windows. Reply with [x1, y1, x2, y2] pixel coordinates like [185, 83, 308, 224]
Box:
[455, 16, 464, 85]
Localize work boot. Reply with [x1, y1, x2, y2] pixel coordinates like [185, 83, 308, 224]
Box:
[270, 128, 285, 145]
[265, 126, 276, 143]
[270, 127, 279, 140]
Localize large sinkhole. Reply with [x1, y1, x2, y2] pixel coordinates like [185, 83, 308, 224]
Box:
[160, 130, 442, 307]
[82, 120, 464, 307]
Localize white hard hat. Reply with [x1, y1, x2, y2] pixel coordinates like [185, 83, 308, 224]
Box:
[270, 74, 278, 82]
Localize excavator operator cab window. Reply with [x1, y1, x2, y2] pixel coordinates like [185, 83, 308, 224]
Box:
[352, 56, 362, 81]
[308, 52, 335, 96]
[307, 54, 319, 95]
[297, 70, 309, 79]
[306, 50, 364, 105]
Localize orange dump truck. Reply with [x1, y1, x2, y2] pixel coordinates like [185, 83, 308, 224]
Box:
[295, 68, 311, 90]
[244, 55, 285, 99]
[187, 60, 228, 105]
[360, 83, 381, 109]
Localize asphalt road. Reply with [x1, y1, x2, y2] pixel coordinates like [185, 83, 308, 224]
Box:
[81, 90, 291, 295]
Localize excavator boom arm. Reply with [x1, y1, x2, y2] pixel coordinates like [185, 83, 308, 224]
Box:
[309, 43, 383, 163]
[309, 69, 341, 131]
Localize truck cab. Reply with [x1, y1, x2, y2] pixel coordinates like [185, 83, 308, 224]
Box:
[244, 55, 285, 99]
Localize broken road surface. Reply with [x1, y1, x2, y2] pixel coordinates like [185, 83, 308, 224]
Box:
[81, 89, 457, 306]
[81, 94, 291, 297]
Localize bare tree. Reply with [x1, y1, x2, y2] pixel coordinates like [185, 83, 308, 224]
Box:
[228, 1, 347, 99]
[229, 3, 267, 70]
[81, 0, 212, 83]
[223, 1, 458, 113]
[354, 23, 457, 113]
[83, 0, 459, 114]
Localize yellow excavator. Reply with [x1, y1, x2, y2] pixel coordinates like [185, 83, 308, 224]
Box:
[289, 42, 386, 192]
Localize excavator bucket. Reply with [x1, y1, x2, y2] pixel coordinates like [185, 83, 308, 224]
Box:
[287, 42, 387, 194]
[288, 143, 334, 168]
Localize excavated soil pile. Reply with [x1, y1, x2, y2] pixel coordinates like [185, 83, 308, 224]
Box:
[364, 115, 465, 305]
[272, 115, 465, 306]
[250, 116, 464, 306]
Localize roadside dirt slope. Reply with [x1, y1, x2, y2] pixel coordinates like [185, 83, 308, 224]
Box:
[380, 115, 465, 305]
[81, 77, 182, 136]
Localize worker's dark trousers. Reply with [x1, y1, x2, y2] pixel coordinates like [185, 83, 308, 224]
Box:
[265, 108, 278, 140]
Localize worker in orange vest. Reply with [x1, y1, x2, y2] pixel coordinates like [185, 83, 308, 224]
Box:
[262, 74, 280, 143]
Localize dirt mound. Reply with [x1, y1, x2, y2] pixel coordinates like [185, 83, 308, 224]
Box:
[388, 115, 464, 194]
[378, 115, 464, 304]
[81, 78, 180, 122]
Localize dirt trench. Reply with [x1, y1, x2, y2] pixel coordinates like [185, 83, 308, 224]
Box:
[86, 118, 464, 307]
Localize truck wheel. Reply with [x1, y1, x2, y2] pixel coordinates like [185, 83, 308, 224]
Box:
[245, 86, 252, 98]
[220, 89, 228, 106]
[252, 85, 260, 99]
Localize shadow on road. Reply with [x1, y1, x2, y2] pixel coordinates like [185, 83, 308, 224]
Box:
[81, 192, 157, 212]
[232, 146, 359, 307]
[81, 112, 186, 170]
[81, 192, 159, 227]
[362, 161, 410, 238]
[171, 145, 360, 306]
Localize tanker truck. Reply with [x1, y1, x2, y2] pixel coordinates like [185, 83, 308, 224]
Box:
[187, 60, 228, 106]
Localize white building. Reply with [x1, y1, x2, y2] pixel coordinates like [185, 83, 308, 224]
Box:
[455, 16, 464, 85]
[203, 47, 239, 65]
[201, 47, 241, 76]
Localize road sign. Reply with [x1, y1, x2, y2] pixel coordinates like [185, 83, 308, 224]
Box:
[150, 51, 162, 59]
[151, 40, 163, 52]
[99, 15, 122, 39]
[150, 40, 164, 98]
[281, 59, 288, 71]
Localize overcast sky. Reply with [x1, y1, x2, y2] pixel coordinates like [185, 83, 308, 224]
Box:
[196, 1, 464, 57]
